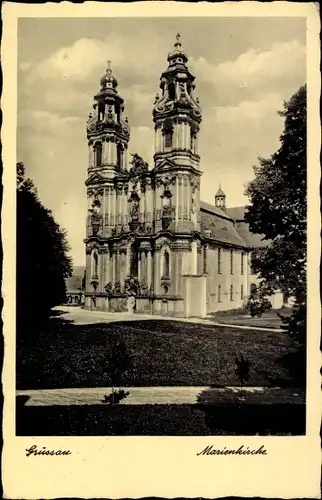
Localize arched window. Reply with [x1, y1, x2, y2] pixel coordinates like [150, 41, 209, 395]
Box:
[230, 250, 234, 274]
[92, 251, 99, 279]
[163, 250, 170, 277]
[241, 284, 244, 299]
[250, 283, 257, 295]
[168, 82, 175, 101]
[163, 118, 173, 149]
[163, 285, 169, 296]
[241, 252, 245, 275]
[95, 142, 102, 167]
[130, 244, 139, 278]
[230, 285, 234, 301]
[117, 143, 123, 168]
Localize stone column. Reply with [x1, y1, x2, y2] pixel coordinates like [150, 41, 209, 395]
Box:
[105, 251, 110, 284]
[183, 175, 188, 220]
[112, 252, 116, 283]
[138, 251, 141, 280]
[126, 245, 131, 277]
[146, 180, 152, 224]
[116, 249, 120, 281]
[120, 250, 126, 289]
[147, 250, 152, 288]
[175, 252, 182, 296]
[154, 251, 160, 295]
[123, 186, 128, 228]
[117, 186, 123, 227]
[85, 252, 91, 291]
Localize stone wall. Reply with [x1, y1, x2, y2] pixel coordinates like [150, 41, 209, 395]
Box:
[182, 275, 207, 318]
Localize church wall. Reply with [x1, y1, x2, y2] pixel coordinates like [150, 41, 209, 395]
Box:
[205, 245, 248, 313]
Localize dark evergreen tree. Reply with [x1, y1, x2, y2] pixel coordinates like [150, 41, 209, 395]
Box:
[16, 162, 72, 340]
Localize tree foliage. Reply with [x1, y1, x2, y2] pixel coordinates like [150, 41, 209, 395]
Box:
[245, 86, 306, 347]
[17, 162, 73, 340]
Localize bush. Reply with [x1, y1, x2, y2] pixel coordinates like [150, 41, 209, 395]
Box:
[124, 276, 141, 296]
[102, 389, 130, 406]
[245, 288, 272, 317]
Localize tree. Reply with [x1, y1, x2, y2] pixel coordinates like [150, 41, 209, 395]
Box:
[16, 162, 73, 340]
[244, 86, 306, 351]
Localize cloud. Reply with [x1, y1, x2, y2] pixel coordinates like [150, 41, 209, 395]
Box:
[20, 61, 31, 72]
[191, 40, 306, 105]
[29, 38, 110, 82]
[202, 94, 283, 160]
[130, 126, 155, 165]
[18, 109, 83, 137]
[213, 93, 283, 125]
[28, 33, 166, 86]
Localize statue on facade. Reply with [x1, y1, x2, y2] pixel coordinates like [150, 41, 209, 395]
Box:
[89, 199, 102, 235]
[129, 153, 148, 177]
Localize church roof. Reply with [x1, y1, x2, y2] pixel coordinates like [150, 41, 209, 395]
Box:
[200, 201, 247, 248]
[200, 201, 268, 249]
[225, 206, 246, 221]
[234, 221, 269, 248]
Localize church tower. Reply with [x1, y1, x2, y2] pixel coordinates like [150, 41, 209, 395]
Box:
[152, 34, 202, 233]
[84, 62, 131, 304]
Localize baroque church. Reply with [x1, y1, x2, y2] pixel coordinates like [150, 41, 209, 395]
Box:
[84, 34, 283, 317]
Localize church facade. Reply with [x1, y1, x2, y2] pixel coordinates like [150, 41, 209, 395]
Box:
[84, 35, 283, 316]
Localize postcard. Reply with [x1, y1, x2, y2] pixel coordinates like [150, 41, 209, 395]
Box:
[2, 1, 321, 498]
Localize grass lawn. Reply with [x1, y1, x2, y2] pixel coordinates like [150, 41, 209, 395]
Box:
[212, 308, 292, 329]
[16, 402, 305, 436]
[17, 315, 302, 390]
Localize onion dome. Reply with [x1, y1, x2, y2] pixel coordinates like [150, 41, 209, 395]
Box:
[167, 33, 188, 65]
[100, 60, 118, 90]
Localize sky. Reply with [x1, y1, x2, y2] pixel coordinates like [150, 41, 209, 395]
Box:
[17, 17, 306, 266]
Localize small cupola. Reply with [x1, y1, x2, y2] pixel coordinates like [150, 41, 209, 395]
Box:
[215, 184, 226, 209]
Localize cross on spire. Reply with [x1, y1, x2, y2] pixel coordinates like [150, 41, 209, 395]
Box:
[106, 60, 112, 73]
[175, 32, 182, 47]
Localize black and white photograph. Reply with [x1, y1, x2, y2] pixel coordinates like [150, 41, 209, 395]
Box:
[2, 2, 321, 498]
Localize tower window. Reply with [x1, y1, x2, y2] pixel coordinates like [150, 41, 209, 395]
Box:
[95, 142, 102, 167]
[92, 251, 99, 279]
[130, 244, 139, 278]
[230, 285, 234, 301]
[163, 118, 173, 149]
[163, 250, 170, 278]
[168, 82, 175, 101]
[241, 284, 244, 299]
[218, 285, 221, 303]
[217, 248, 221, 274]
[165, 131, 172, 148]
[117, 143, 123, 168]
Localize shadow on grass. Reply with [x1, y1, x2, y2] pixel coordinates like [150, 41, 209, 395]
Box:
[16, 401, 305, 436]
[16, 314, 299, 390]
[266, 345, 306, 389]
